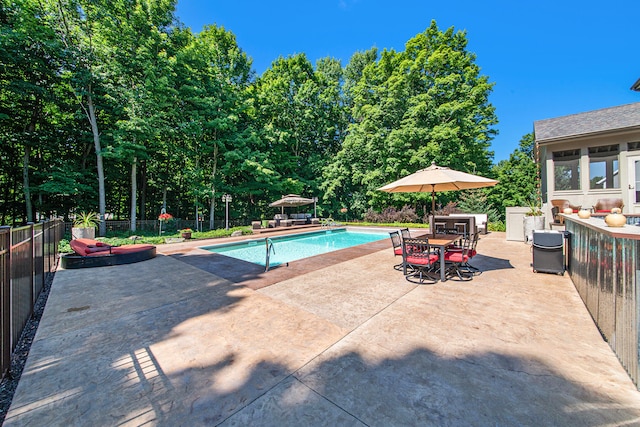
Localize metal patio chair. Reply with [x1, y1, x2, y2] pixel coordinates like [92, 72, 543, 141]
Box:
[402, 238, 439, 284]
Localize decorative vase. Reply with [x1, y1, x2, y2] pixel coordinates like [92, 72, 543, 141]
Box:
[577, 209, 591, 219]
[181, 232, 192, 239]
[605, 211, 626, 227]
[562, 207, 573, 215]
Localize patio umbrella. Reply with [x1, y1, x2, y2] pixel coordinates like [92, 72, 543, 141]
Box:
[377, 162, 499, 213]
[269, 194, 315, 214]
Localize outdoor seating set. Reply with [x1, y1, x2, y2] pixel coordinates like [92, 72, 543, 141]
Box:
[266, 213, 318, 228]
[389, 227, 480, 285]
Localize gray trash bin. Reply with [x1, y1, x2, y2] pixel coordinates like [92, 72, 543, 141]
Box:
[532, 230, 565, 275]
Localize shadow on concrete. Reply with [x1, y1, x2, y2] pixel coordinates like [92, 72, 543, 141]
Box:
[130, 346, 640, 425]
[471, 254, 514, 272]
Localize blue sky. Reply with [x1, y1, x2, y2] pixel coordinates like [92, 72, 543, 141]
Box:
[175, 0, 640, 163]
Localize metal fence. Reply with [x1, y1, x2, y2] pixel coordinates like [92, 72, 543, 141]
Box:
[0, 219, 64, 379]
[565, 219, 639, 389]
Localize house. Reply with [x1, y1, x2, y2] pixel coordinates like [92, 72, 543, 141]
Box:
[534, 101, 640, 218]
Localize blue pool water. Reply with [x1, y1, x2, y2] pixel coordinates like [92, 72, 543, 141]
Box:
[203, 229, 387, 267]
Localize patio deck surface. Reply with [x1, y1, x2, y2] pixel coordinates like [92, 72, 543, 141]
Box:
[4, 230, 640, 426]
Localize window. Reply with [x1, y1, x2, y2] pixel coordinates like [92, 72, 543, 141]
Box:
[628, 141, 640, 151]
[589, 145, 619, 189]
[553, 149, 580, 191]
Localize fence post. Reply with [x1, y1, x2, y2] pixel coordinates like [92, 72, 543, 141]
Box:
[0, 226, 11, 378]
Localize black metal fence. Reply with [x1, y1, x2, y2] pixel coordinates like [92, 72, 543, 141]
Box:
[0, 219, 64, 379]
[565, 218, 639, 389]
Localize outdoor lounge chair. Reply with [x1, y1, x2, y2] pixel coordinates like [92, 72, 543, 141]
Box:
[61, 238, 156, 269]
[402, 238, 439, 284]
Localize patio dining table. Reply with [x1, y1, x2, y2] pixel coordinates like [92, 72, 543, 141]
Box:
[416, 233, 462, 282]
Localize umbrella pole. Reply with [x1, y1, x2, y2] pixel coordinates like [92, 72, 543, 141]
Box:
[431, 186, 436, 237]
[431, 185, 436, 214]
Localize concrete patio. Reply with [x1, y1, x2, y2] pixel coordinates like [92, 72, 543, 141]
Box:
[4, 230, 640, 426]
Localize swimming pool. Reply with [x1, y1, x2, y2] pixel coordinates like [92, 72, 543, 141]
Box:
[203, 229, 388, 267]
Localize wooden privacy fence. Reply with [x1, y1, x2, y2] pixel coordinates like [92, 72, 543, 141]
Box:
[565, 217, 639, 389]
[0, 219, 64, 379]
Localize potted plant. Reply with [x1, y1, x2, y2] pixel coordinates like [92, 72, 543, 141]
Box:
[523, 199, 545, 244]
[72, 211, 100, 240]
[179, 228, 193, 239]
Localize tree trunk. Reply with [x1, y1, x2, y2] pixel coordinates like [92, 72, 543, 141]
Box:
[210, 144, 218, 230]
[130, 157, 137, 232]
[140, 160, 147, 220]
[209, 194, 215, 231]
[87, 91, 106, 236]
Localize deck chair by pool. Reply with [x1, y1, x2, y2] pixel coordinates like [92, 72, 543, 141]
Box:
[402, 238, 439, 284]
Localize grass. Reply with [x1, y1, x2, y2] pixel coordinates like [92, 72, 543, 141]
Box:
[59, 226, 253, 253]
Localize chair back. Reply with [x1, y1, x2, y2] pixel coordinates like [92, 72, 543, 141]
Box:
[402, 238, 436, 266]
[468, 232, 479, 256]
[389, 231, 402, 251]
[400, 228, 411, 240]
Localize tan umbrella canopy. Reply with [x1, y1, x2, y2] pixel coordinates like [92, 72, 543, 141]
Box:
[378, 162, 499, 213]
[269, 194, 315, 214]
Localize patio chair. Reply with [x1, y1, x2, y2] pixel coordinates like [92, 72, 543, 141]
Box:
[551, 199, 581, 224]
[389, 231, 404, 270]
[400, 228, 411, 240]
[402, 238, 439, 284]
[443, 235, 474, 281]
[447, 232, 481, 276]
[593, 198, 624, 213]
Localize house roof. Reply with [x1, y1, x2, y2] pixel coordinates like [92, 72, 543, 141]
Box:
[534, 102, 640, 144]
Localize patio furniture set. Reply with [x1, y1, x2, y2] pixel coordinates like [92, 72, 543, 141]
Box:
[389, 225, 480, 285]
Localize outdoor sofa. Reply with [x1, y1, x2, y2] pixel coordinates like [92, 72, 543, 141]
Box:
[61, 238, 156, 269]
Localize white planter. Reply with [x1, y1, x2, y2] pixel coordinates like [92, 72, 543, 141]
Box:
[71, 227, 95, 240]
[523, 216, 545, 244]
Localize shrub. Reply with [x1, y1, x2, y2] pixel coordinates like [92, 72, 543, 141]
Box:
[363, 205, 419, 223]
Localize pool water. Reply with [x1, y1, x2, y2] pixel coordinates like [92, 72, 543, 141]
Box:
[203, 229, 387, 267]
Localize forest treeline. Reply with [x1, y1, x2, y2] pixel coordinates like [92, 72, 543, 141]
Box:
[1, 0, 537, 231]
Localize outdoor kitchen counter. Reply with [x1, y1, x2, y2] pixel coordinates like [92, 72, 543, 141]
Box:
[563, 214, 640, 390]
[561, 213, 640, 239]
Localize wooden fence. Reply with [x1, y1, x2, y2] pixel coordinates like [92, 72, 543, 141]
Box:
[0, 219, 64, 378]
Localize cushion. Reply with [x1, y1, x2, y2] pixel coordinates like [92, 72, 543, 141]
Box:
[444, 252, 469, 263]
[406, 253, 439, 265]
[84, 245, 111, 254]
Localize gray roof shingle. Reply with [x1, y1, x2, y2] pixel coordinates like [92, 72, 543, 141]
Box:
[534, 102, 640, 143]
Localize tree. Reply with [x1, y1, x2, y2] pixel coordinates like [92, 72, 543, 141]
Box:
[322, 21, 497, 218]
[487, 132, 537, 220]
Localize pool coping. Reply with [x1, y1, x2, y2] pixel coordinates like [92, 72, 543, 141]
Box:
[158, 226, 401, 290]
